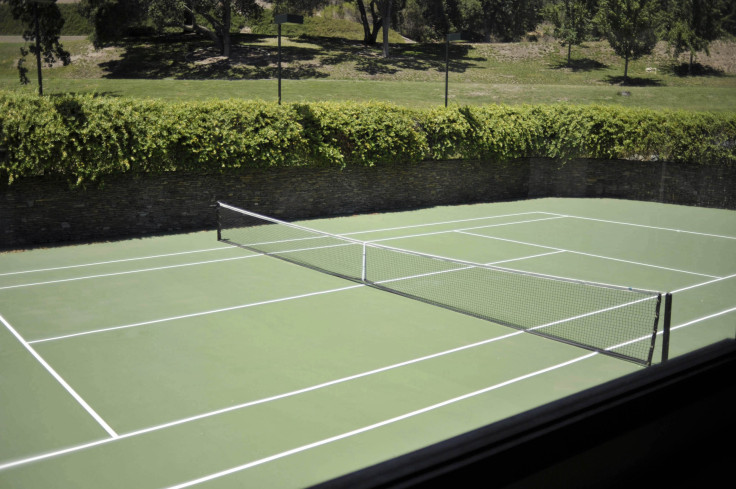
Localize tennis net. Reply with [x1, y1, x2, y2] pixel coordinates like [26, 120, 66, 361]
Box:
[217, 202, 671, 366]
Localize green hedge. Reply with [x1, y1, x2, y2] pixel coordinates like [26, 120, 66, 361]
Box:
[1, 92, 734, 185]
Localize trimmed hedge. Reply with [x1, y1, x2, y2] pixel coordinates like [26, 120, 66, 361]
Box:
[1, 92, 734, 185]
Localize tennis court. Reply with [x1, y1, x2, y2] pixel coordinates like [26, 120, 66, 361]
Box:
[1, 197, 734, 488]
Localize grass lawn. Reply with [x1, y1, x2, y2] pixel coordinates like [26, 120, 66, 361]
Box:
[1, 22, 735, 111]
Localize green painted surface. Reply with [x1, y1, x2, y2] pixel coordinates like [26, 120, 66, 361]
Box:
[0, 198, 733, 488]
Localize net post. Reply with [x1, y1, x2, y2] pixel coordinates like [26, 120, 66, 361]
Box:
[662, 293, 672, 363]
[216, 201, 222, 242]
[361, 243, 367, 282]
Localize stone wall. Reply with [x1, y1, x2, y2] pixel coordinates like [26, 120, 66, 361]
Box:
[528, 158, 736, 209]
[1, 159, 528, 249]
[1, 158, 733, 250]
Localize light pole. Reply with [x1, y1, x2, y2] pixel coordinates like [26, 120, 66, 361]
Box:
[445, 32, 463, 107]
[274, 14, 303, 105]
[28, 0, 55, 96]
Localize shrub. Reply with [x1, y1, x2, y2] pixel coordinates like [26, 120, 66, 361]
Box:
[1, 92, 734, 186]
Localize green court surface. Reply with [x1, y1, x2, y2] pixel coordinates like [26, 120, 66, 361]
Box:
[1, 198, 734, 488]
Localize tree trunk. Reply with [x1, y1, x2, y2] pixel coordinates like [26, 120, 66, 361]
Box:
[368, 1, 382, 45]
[623, 54, 629, 84]
[689, 51, 694, 75]
[567, 43, 572, 66]
[221, 2, 231, 57]
[356, 0, 372, 45]
[382, 0, 391, 58]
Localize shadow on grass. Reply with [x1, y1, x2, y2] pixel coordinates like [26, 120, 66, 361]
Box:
[603, 75, 663, 87]
[49, 91, 122, 98]
[98, 32, 484, 80]
[551, 58, 608, 71]
[100, 32, 327, 80]
[665, 62, 726, 77]
[318, 39, 482, 76]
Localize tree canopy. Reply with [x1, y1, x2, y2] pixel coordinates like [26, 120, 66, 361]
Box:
[1, 0, 71, 92]
[596, 0, 660, 82]
[544, 0, 592, 65]
[661, 0, 725, 73]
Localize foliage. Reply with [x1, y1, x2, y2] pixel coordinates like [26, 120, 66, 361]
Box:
[0, 4, 92, 35]
[544, 0, 591, 64]
[660, 0, 725, 73]
[451, 0, 544, 41]
[1, 0, 71, 86]
[78, 0, 152, 47]
[1, 94, 733, 186]
[596, 0, 660, 82]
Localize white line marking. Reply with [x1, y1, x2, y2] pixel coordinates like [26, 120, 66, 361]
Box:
[545, 213, 736, 240]
[1, 214, 545, 277]
[29, 285, 365, 344]
[163, 353, 599, 489]
[29, 250, 565, 344]
[671, 273, 736, 294]
[366, 216, 567, 243]
[0, 247, 232, 277]
[456, 231, 721, 279]
[340, 212, 551, 237]
[0, 256, 255, 291]
[670, 306, 736, 331]
[3, 300, 729, 473]
[0, 330, 528, 472]
[0, 314, 118, 439]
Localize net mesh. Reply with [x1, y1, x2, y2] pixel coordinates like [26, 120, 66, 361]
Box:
[218, 202, 664, 366]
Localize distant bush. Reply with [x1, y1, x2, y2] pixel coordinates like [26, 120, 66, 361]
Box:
[1, 92, 734, 185]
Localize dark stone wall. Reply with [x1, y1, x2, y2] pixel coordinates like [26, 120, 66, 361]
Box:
[528, 158, 736, 209]
[1, 159, 528, 249]
[1, 158, 733, 250]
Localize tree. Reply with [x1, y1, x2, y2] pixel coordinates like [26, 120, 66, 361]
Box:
[723, 0, 736, 37]
[79, 0, 149, 47]
[661, 0, 724, 74]
[81, 0, 261, 57]
[148, 0, 261, 58]
[544, 0, 591, 65]
[2, 0, 71, 94]
[596, 0, 660, 83]
[380, 0, 392, 57]
[453, 0, 542, 42]
[398, 0, 451, 42]
[355, 0, 384, 45]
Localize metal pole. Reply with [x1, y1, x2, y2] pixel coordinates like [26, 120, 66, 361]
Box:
[444, 37, 449, 107]
[662, 293, 672, 363]
[34, 3, 43, 96]
[278, 23, 282, 105]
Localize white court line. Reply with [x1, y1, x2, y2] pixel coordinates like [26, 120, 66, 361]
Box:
[1, 212, 546, 276]
[340, 211, 549, 237]
[543, 212, 736, 240]
[29, 285, 365, 344]
[671, 272, 736, 294]
[0, 334, 582, 473]
[0, 247, 232, 277]
[1, 301, 728, 474]
[0, 255, 255, 291]
[157, 302, 736, 489]
[670, 306, 736, 331]
[0, 314, 118, 439]
[457, 231, 720, 279]
[162, 353, 598, 489]
[365, 216, 566, 243]
[30, 250, 563, 344]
